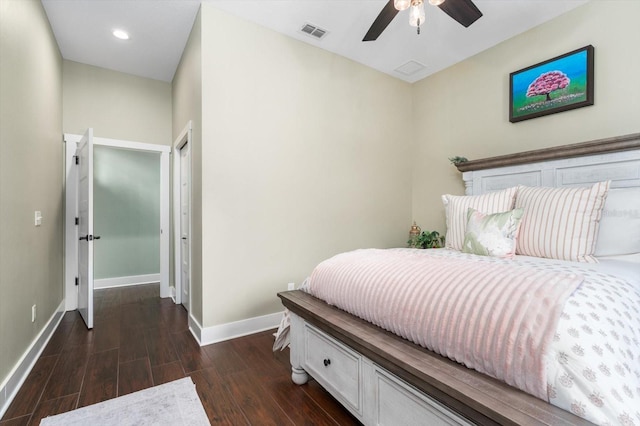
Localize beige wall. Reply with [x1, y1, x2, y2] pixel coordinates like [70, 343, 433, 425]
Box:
[172, 10, 203, 323]
[412, 1, 640, 232]
[0, 0, 63, 385]
[4, 1, 631, 362]
[63, 60, 172, 146]
[199, 5, 413, 327]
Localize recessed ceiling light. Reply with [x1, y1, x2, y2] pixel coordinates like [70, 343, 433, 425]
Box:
[112, 29, 130, 40]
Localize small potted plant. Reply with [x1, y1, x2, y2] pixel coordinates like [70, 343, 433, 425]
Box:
[448, 156, 468, 166]
[408, 223, 445, 249]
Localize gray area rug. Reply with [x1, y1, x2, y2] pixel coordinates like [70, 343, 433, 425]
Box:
[40, 377, 210, 425]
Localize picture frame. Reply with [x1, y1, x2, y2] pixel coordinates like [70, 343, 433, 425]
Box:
[509, 45, 594, 123]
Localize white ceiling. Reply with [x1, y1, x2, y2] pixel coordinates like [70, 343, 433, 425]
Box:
[41, 0, 201, 82]
[41, 0, 589, 84]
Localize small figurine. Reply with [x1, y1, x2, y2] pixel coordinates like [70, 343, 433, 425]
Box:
[408, 222, 422, 248]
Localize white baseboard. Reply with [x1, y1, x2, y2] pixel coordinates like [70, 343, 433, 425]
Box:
[0, 300, 65, 419]
[188, 311, 283, 346]
[94, 273, 160, 289]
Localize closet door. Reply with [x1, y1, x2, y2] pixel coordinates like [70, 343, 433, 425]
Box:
[179, 142, 191, 311]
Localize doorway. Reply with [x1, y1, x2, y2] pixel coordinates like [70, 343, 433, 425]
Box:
[64, 132, 171, 322]
[93, 146, 161, 287]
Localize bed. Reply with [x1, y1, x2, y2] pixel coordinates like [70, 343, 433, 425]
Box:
[277, 133, 640, 426]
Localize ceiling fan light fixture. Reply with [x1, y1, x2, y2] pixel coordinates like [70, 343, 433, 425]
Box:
[363, 0, 481, 42]
[394, 0, 411, 11]
[409, 1, 426, 27]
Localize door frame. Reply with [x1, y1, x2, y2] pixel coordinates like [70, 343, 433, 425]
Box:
[64, 134, 171, 310]
[172, 121, 192, 307]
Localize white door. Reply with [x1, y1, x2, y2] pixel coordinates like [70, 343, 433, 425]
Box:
[77, 128, 95, 329]
[180, 142, 191, 311]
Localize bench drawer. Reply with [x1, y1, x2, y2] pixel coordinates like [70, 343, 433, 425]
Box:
[304, 324, 362, 413]
[373, 367, 472, 426]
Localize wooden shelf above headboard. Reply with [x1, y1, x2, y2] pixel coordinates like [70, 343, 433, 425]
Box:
[455, 133, 640, 172]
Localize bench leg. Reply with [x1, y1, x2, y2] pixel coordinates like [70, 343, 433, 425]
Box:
[292, 366, 309, 385]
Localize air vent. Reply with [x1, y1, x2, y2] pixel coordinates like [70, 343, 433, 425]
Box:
[395, 60, 426, 76]
[300, 23, 328, 40]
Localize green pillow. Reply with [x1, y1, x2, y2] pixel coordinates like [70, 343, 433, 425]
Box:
[462, 208, 524, 258]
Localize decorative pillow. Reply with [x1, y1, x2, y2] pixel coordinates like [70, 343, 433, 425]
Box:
[515, 181, 610, 263]
[442, 187, 518, 251]
[462, 208, 524, 258]
[595, 188, 640, 256]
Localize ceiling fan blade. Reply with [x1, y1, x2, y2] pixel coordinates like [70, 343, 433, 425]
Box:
[438, 0, 482, 28]
[363, 0, 399, 42]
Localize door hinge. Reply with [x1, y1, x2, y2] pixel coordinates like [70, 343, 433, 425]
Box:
[75, 217, 79, 225]
[74, 155, 79, 165]
[75, 277, 79, 286]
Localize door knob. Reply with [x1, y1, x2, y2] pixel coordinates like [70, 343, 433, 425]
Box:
[94, 236, 101, 240]
[79, 235, 88, 241]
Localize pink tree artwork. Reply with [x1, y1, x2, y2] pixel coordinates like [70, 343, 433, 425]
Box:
[526, 70, 570, 101]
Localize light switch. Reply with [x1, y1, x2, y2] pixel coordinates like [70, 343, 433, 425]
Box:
[35, 211, 42, 226]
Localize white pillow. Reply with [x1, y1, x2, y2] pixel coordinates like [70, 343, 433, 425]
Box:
[595, 188, 640, 256]
[515, 181, 610, 263]
[442, 187, 518, 251]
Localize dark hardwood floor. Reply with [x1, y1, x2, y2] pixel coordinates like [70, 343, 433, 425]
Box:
[0, 284, 359, 425]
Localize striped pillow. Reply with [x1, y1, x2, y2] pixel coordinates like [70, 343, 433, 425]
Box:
[515, 181, 610, 263]
[442, 187, 518, 251]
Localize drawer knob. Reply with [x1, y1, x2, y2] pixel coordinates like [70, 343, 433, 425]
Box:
[323, 358, 331, 367]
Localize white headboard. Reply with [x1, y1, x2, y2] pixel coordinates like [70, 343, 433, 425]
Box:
[457, 133, 640, 195]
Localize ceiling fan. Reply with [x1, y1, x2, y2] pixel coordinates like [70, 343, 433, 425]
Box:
[363, 0, 482, 41]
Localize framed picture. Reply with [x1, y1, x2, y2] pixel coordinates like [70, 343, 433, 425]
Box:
[509, 45, 594, 123]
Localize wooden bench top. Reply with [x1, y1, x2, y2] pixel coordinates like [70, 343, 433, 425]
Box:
[279, 290, 594, 426]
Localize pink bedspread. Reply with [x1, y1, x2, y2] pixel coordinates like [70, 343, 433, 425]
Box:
[308, 248, 583, 399]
